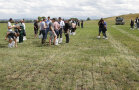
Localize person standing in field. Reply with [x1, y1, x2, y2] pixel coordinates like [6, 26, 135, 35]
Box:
[71, 21, 76, 35]
[64, 20, 70, 43]
[81, 20, 84, 28]
[78, 20, 80, 27]
[38, 19, 43, 39]
[5, 18, 17, 48]
[22, 19, 27, 40]
[19, 20, 25, 43]
[130, 19, 134, 30]
[14, 21, 20, 42]
[49, 18, 57, 46]
[45, 16, 51, 40]
[34, 20, 39, 38]
[97, 18, 108, 39]
[135, 17, 138, 29]
[137, 17, 139, 30]
[58, 17, 65, 43]
[53, 18, 60, 45]
[40, 18, 47, 44]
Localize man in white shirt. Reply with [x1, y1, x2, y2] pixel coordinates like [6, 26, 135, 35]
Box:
[6, 18, 17, 48]
[58, 17, 65, 43]
[22, 19, 27, 40]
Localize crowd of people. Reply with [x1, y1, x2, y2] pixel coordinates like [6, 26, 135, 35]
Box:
[5, 17, 83, 48]
[34, 17, 82, 46]
[130, 17, 139, 30]
[5, 18, 27, 48]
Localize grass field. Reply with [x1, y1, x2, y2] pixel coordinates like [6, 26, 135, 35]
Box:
[0, 20, 139, 90]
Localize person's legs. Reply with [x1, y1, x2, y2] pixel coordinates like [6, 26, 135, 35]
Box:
[23, 30, 27, 40]
[59, 28, 62, 38]
[14, 38, 17, 47]
[19, 30, 24, 43]
[97, 28, 102, 38]
[65, 34, 69, 43]
[45, 28, 49, 40]
[49, 31, 52, 46]
[42, 30, 46, 44]
[54, 30, 59, 37]
[54, 30, 59, 45]
[137, 23, 139, 30]
[59, 28, 63, 43]
[23, 30, 26, 36]
[102, 30, 107, 39]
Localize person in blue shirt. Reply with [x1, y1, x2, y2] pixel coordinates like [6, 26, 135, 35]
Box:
[45, 16, 52, 40]
[97, 18, 108, 39]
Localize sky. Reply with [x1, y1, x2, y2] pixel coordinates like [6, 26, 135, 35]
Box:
[0, 0, 139, 19]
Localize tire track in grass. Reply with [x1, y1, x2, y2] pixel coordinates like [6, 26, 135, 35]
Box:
[107, 32, 139, 78]
[102, 32, 139, 89]
[107, 32, 139, 64]
[112, 25, 139, 42]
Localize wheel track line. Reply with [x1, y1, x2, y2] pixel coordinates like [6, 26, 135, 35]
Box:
[107, 32, 139, 71]
[112, 25, 139, 42]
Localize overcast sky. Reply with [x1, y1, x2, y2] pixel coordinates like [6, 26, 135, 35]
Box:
[0, 0, 139, 19]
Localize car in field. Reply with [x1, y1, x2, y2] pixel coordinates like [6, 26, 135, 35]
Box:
[115, 17, 125, 25]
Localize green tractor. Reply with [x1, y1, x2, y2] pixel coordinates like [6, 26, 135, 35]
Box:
[115, 17, 125, 25]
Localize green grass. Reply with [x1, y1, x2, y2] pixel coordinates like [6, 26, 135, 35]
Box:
[0, 20, 139, 90]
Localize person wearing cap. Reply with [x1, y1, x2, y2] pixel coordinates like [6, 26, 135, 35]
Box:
[58, 17, 65, 43]
[49, 18, 57, 46]
[5, 18, 17, 48]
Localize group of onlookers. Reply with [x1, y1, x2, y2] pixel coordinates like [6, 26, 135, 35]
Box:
[5, 17, 83, 48]
[130, 17, 139, 30]
[34, 16, 82, 46]
[5, 18, 27, 48]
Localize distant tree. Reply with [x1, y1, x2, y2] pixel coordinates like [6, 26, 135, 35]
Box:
[70, 18, 78, 21]
[42, 16, 46, 19]
[86, 17, 91, 21]
[38, 16, 42, 22]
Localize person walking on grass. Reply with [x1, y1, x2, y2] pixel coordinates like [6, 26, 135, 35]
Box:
[49, 18, 57, 46]
[130, 19, 134, 30]
[5, 18, 17, 48]
[40, 18, 47, 44]
[34, 20, 39, 38]
[97, 18, 108, 39]
[58, 17, 65, 43]
[64, 20, 70, 43]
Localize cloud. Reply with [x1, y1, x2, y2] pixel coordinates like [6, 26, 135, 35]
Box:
[0, 0, 139, 19]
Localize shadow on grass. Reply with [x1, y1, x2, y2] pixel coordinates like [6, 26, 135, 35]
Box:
[32, 40, 50, 47]
[0, 43, 7, 48]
